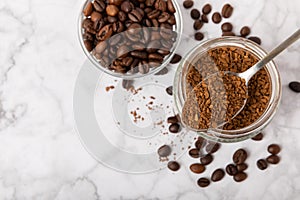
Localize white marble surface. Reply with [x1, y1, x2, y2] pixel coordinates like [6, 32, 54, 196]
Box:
[0, 0, 300, 199]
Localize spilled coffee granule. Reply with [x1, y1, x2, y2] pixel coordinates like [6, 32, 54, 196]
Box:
[183, 46, 271, 130]
[182, 72, 247, 129]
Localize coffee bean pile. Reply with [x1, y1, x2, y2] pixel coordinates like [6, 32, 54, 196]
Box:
[257, 144, 281, 170]
[182, 72, 248, 129]
[183, 46, 271, 130]
[182, 1, 261, 43]
[82, 0, 178, 75]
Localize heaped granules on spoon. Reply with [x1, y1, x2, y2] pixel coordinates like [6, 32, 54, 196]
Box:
[182, 46, 271, 130]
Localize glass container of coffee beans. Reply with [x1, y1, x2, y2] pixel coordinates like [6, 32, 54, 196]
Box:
[174, 37, 282, 143]
[78, 0, 183, 78]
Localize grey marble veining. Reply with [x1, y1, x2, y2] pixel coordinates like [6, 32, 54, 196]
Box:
[0, 0, 300, 199]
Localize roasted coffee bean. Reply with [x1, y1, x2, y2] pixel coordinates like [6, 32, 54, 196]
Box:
[158, 12, 170, 23]
[268, 144, 281, 155]
[195, 137, 206, 150]
[121, 1, 133, 13]
[183, 0, 193, 9]
[191, 9, 200, 19]
[233, 172, 247, 182]
[190, 163, 205, 174]
[122, 79, 133, 89]
[194, 32, 204, 41]
[201, 15, 208, 23]
[167, 0, 176, 13]
[222, 31, 235, 36]
[200, 154, 213, 165]
[146, 0, 155, 7]
[257, 159, 268, 170]
[206, 142, 220, 154]
[132, 43, 145, 51]
[266, 155, 280, 164]
[240, 26, 251, 37]
[289, 81, 300, 93]
[147, 9, 161, 19]
[117, 45, 130, 58]
[94, 0, 106, 12]
[157, 144, 172, 157]
[222, 3, 234, 18]
[118, 11, 127, 22]
[149, 53, 164, 62]
[155, 67, 168, 75]
[113, 21, 124, 33]
[131, 51, 148, 59]
[170, 53, 182, 64]
[109, 0, 123, 6]
[129, 9, 143, 22]
[160, 28, 173, 40]
[166, 86, 173, 95]
[84, 2, 93, 16]
[212, 12, 222, 24]
[167, 116, 179, 124]
[202, 4, 212, 14]
[211, 168, 225, 182]
[106, 5, 119, 16]
[93, 18, 105, 32]
[91, 12, 102, 22]
[168, 15, 176, 25]
[251, 132, 263, 141]
[189, 148, 200, 158]
[84, 40, 94, 52]
[169, 123, 180, 133]
[233, 149, 247, 164]
[155, 0, 167, 12]
[83, 32, 94, 41]
[97, 24, 113, 41]
[248, 36, 261, 45]
[130, 59, 140, 73]
[168, 161, 180, 171]
[157, 49, 170, 55]
[147, 40, 161, 53]
[160, 22, 172, 29]
[95, 41, 107, 54]
[236, 163, 248, 172]
[226, 164, 238, 176]
[138, 63, 150, 74]
[221, 22, 233, 32]
[82, 18, 96, 34]
[121, 56, 134, 66]
[193, 19, 203, 30]
[197, 178, 210, 187]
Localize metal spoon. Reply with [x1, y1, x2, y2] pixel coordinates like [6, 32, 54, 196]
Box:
[183, 29, 300, 130]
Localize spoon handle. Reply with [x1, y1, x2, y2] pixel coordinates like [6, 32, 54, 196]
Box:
[241, 29, 300, 82]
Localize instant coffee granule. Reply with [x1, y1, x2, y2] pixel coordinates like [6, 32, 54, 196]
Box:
[183, 46, 271, 131]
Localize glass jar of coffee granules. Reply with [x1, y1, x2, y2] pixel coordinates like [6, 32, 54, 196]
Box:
[174, 37, 282, 142]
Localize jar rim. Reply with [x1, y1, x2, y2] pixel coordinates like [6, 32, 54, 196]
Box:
[77, 0, 183, 79]
[173, 36, 282, 143]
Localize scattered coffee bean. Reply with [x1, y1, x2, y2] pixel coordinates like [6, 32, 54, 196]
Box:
[193, 19, 203, 30]
[240, 26, 251, 37]
[190, 163, 206, 174]
[236, 163, 248, 172]
[221, 3, 234, 18]
[266, 155, 280, 164]
[191, 9, 201, 19]
[183, 0, 193, 9]
[194, 32, 204, 41]
[248, 36, 261, 45]
[168, 161, 180, 171]
[202, 4, 212, 15]
[166, 86, 173, 95]
[195, 137, 206, 150]
[167, 116, 179, 124]
[257, 159, 268, 170]
[211, 168, 225, 182]
[206, 142, 220, 154]
[251, 132, 263, 141]
[268, 144, 281, 155]
[170, 53, 182, 64]
[221, 22, 233, 32]
[197, 177, 210, 187]
[169, 123, 180, 133]
[233, 172, 247, 182]
[201, 14, 208, 23]
[212, 12, 222, 24]
[226, 164, 238, 176]
[158, 144, 172, 157]
[200, 154, 213, 165]
[233, 149, 247, 164]
[288, 81, 300, 93]
[222, 31, 235, 36]
[189, 148, 200, 158]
